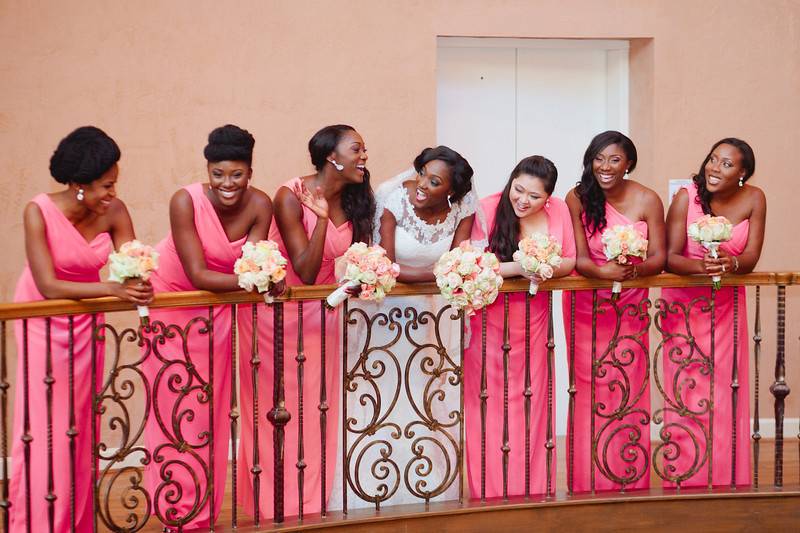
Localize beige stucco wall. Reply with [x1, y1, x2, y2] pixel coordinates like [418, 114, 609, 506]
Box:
[1, 0, 798, 429]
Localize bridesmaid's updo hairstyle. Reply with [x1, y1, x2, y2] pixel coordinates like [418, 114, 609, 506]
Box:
[49, 126, 121, 185]
[204, 124, 255, 166]
[693, 137, 755, 215]
[413, 145, 474, 204]
[489, 155, 558, 262]
[576, 130, 638, 236]
[308, 124, 376, 245]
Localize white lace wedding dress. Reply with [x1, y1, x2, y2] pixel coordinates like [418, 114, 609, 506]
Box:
[329, 169, 486, 511]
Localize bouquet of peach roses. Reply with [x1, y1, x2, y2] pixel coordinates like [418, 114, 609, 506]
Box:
[234, 240, 288, 304]
[512, 232, 563, 296]
[687, 214, 733, 290]
[326, 243, 400, 307]
[601, 224, 648, 299]
[434, 241, 503, 316]
[108, 240, 160, 325]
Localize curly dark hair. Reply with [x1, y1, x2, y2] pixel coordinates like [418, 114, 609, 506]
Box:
[49, 126, 121, 185]
[575, 130, 638, 236]
[203, 124, 255, 165]
[413, 145, 474, 204]
[308, 124, 376, 244]
[692, 138, 755, 215]
[489, 155, 558, 262]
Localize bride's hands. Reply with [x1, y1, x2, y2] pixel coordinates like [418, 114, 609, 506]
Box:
[294, 181, 329, 220]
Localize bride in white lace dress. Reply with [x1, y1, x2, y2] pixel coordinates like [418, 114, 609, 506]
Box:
[330, 146, 487, 511]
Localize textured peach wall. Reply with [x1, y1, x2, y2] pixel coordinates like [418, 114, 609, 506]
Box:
[0, 0, 798, 422]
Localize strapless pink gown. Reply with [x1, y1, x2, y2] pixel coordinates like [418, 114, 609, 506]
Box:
[658, 183, 751, 487]
[465, 194, 575, 498]
[237, 177, 351, 520]
[563, 202, 651, 492]
[143, 182, 246, 529]
[10, 193, 112, 532]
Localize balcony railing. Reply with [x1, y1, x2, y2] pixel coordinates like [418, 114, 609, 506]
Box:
[0, 272, 797, 531]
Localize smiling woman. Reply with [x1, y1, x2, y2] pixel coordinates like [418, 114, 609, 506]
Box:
[9, 126, 154, 533]
[141, 124, 274, 530]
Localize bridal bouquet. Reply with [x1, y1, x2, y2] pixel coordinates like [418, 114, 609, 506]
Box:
[687, 214, 733, 290]
[601, 224, 648, 299]
[512, 232, 563, 296]
[326, 243, 400, 307]
[108, 240, 160, 325]
[234, 240, 288, 304]
[434, 241, 503, 316]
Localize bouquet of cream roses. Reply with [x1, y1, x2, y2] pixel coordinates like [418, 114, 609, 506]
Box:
[234, 240, 288, 303]
[108, 240, 160, 325]
[687, 214, 733, 290]
[434, 241, 503, 316]
[601, 224, 648, 299]
[326, 243, 400, 307]
[512, 232, 563, 296]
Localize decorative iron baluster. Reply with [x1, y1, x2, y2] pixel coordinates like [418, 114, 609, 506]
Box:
[44, 318, 55, 533]
[229, 304, 239, 528]
[0, 321, 9, 532]
[567, 292, 576, 496]
[319, 300, 328, 517]
[459, 310, 465, 504]
[770, 284, 789, 487]
[296, 302, 306, 520]
[523, 292, 532, 498]
[545, 292, 555, 497]
[501, 293, 510, 501]
[480, 308, 488, 501]
[730, 288, 740, 488]
[752, 287, 761, 487]
[267, 302, 290, 523]
[249, 304, 261, 526]
[67, 317, 76, 531]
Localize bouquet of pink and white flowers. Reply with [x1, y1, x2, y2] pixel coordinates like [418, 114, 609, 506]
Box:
[234, 240, 288, 304]
[687, 214, 733, 290]
[601, 224, 648, 299]
[512, 232, 563, 296]
[326, 243, 400, 307]
[108, 240, 160, 325]
[434, 241, 503, 316]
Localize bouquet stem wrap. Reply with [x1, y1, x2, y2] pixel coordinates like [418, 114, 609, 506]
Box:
[326, 280, 360, 307]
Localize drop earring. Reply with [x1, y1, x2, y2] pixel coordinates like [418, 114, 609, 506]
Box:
[329, 159, 344, 171]
[545, 199, 550, 208]
[76, 188, 85, 201]
[738, 177, 744, 187]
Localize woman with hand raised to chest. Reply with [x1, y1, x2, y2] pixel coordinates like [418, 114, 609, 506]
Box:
[564, 130, 666, 493]
[659, 138, 765, 488]
[10, 126, 153, 533]
[142, 124, 273, 531]
[237, 124, 375, 519]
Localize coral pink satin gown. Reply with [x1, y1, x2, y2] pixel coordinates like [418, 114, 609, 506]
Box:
[237, 177, 350, 519]
[563, 202, 651, 492]
[143, 182, 246, 529]
[10, 193, 111, 532]
[465, 194, 575, 498]
[658, 184, 751, 487]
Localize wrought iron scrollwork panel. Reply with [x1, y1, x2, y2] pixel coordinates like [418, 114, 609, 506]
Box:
[591, 294, 652, 489]
[343, 300, 462, 508]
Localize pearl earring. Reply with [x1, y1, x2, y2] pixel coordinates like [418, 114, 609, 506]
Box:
[545, 199, 550, 208]
[738, 177, 744, 187]
[76, 188, 85, 201]
[329, 159, 344, 171]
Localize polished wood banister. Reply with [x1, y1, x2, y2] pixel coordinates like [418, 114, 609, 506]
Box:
[0, 271, 790, 320]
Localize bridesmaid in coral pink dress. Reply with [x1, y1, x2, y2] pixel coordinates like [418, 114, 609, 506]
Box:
[659, 138, 765, 487]
[466, 156, 575, 498]
[564, 131, 666, 493]
[237, 125, 374, 520]
[10, 127, 153, 532]
[143, 125, 273, 530]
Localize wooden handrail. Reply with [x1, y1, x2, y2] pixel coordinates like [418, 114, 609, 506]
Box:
[0, 271, 794, 321]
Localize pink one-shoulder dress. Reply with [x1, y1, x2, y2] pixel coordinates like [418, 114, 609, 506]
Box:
[563, 201, 651, 492]
[237, 177, 351, 519]
[10, 193, 112, 532]
[465, 194, 575, 498]
[658, 183, 751, 487]
[143, 182, 246, 529]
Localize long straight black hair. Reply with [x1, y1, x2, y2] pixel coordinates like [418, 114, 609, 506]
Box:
[308, 124, 376, 244]
[575, 130, 638, 236]
[488, 155, 558, 262]
[693, 137, 756, 215]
